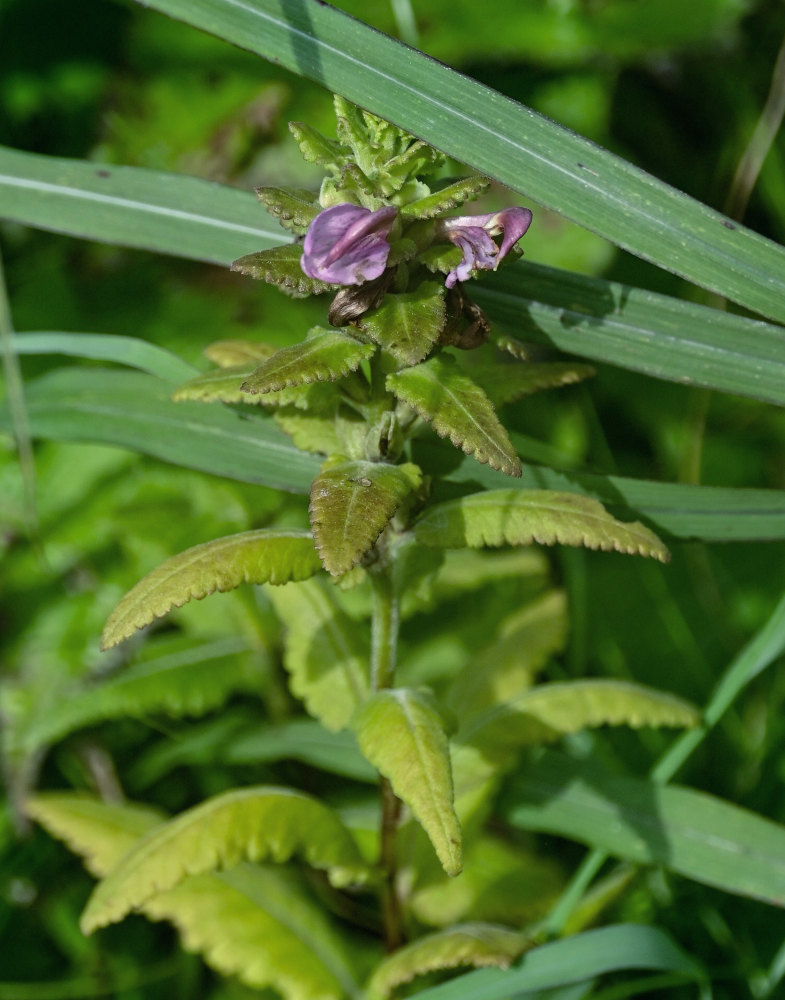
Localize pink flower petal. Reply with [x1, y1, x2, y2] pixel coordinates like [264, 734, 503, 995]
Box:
[301, 204, 397, 285]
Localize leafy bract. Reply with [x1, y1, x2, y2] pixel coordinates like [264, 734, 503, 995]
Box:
[172, 363, 263, 405]
[460, 680, 699, 751]
[241, 328, 375, 394]
[310, 458, 422, 575]
[401, 176, 491, 220]
[465, 360, 595, 408]
[367, 923, 530, 999]
[359, 282, 446, 365]
[101, 530, 322, 649]
[27, 795, 359, 1000]
[354, 687, 462, 877]
[268, 578, 369, 731]
[204, 339, 278, 367]
[81, 786, 369, 932]
[231, 244, 332, 296]
[22, 638, 264, 755]
[255, 186, 320, 235]
[387, 355, 521, 477]
[414, 489, 669, 560]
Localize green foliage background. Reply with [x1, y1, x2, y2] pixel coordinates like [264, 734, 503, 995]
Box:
[2, 1, 785, 998]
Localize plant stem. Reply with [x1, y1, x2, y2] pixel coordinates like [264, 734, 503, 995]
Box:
[369, 563, 405, 949]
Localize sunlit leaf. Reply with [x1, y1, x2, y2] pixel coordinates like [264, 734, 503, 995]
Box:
[242, 328, 375, 394]
[27, 795, 359, 1000]
[401, 177, 491, 221]
[367, 923, 530, 999]
[414, 489, 669, 560]
[204, 339, 278, 367]
[354, 687, 462, 876]
[81, 786, 369, 932]
[268, 578, 369, 731]
[463, 359, 595, 408]
[102, 530, 322, 649]
[231, 244, 332, 296]
[387, 355, 521, 477]
[310, 458, 422, 575]
[172, 364, 264, 405]
[359, 282, 445, 365]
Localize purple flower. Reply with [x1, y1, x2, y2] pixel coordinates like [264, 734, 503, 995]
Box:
[301, 204, 397, 285]
[435, 207, 533, 288]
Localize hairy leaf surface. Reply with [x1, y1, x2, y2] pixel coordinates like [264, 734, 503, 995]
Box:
[172, 364, 263, 405]
[27, 795, 358, 1000]
[414, 489, 669, 560]
[231, 244, 332, 296]
[269, 578, 369, 730]
[387, 355, 520, 477]
[464, 360, 595, 408]
[367, 923, 530, 999]
[359, 282, 446, 365]
[310, 458, 422, 575]
[354, 688, 462, 876]
[81, 786, 368, 932]
[255, 186, 320, 235]
[102, 530, 322, 649]
[401, 177, 491, 220]
[242, 328, 375, 394]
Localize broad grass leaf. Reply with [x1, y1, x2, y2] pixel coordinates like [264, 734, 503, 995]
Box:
[359, 282, 446, 365]
[460, 680, 699, 751]
[268, 578, 369, 730]
[367, 923, 530, 999]
[23, 637, 265, 755]
[204, 339, 278, 367]
[414, 489, 669, 560]
[231, 244, 332, 296]
[353, 687, 462, 876]
[387, 355, 521, 477]
[447, 591, 568, 719]
[242, 328, 376, 394]
[172, 363, 264, 405]
[27, 795, 359, 1000]
[80, 786, 369, 932]
[310, 458, 422, 575]
[101, 530, 322, 649]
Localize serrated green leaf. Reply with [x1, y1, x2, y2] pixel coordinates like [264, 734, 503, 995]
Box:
[274, 408, 342, 456]
[23, 638, 265, 755]
[204, 339, 278, 367]
[461, 680, 699, 751]
[231, 244, 332, 296]
[419, 244, 464, 277]
[256, 186, 319, 235]
[359, 282, 446, 366]
[289, 120, 347, 168]
[447, 591, 568, 719]
[102, 530, 322, 649]
[367, 923, 530, 999]
[242, 328, 375, 394]
[414, 489, 669, 560]
[27, 795, 359, 1000]
[172, 364, 264, 405]
[354, 687, 462, 876]
[268, 578, 369, 731]
[402, 177, 491, 221]
[387, 355, 521, 477]
[310, 458, 422, 575]
[463, 359, 595, 408]
[80, 786, 369, 932]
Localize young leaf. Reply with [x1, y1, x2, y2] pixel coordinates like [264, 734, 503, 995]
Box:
[414, 489, 669, 561]
[461, 680, 699, 751]
[367, 923, 530, 999]
[274, 408, 343, 456]
[464, 359, 595, 408]
[447, 591, 568, 719]
[289, 121, 347, 168]
[204, 339, 278, 367]
[401, 176, 491, 221]
[80, 786, 369, 932]
[101, 530, 322, 649]
[231, 244, 333, 296]
[359, 282, 446, 365]
[27, 795, 359, 1000]
[309, 458, 422, 575]
[255, 186, 320, 235]
[172, 364, 264, 405]
[268, 578, 369, 731]
[387, 355, 521, 477]
[242, 328, 376, 394]
[353, 687, 463, 877]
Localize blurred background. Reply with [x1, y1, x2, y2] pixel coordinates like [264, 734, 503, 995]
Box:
[2, 1, 785, 997]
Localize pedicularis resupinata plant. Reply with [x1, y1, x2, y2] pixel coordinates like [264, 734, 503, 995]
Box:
[24, 98, 705, 999]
